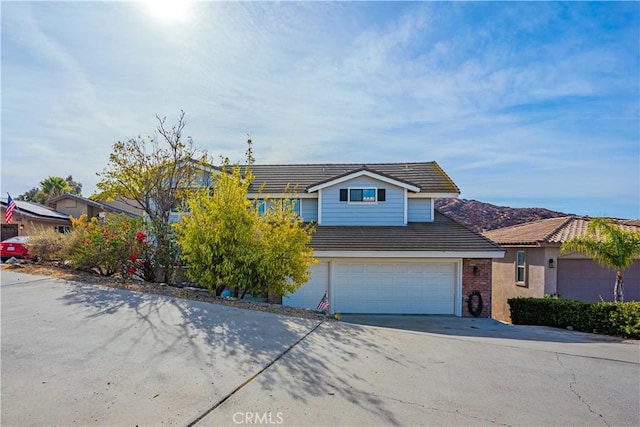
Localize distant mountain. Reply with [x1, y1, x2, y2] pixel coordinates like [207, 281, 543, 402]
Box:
[435, 198, 571, 233]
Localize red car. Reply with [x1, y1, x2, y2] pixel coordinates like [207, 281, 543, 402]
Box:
[1, 236, 34, 262]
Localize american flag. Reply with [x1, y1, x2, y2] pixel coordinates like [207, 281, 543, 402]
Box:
[317, 292, 329, 312]
[5, 194, 16, 224]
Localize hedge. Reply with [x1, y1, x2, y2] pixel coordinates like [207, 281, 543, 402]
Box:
[508, 297, 640, 339]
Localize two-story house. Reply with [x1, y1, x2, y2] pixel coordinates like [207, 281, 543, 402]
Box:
[243, 162, 504, 317]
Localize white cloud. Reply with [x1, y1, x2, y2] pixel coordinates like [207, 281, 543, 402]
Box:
[1, 1, 638, 217]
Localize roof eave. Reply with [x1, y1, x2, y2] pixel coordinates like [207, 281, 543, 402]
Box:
[313, 250, 505, 258]
[409, 192, 460, 198]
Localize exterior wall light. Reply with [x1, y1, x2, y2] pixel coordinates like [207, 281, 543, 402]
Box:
[548, 258, 555, 269]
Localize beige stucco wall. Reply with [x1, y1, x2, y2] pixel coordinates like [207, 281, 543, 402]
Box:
[5, 218, 70, 237]
[52, 198, 89, 219]
[50, 198, 123, 220]
[543, 247, 560, 295]
[22, 219, 70, 235]
[3, 207, 71, 237]
[491, 247, 556, 323]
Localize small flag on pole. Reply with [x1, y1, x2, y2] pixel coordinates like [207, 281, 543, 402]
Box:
[317, 291, 329, 313]
[5, 193, 16, 224]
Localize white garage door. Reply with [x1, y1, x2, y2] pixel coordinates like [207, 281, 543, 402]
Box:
[282, 261, 329, 310]
[333, 261, 456, 314]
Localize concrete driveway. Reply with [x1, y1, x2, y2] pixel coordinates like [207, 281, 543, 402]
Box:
[2, 271, 639, 426]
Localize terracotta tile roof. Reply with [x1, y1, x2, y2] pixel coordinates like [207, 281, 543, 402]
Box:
[248, 162, 460, 195]
[483, 216, 640, 246]
[311, 211, 502, 253]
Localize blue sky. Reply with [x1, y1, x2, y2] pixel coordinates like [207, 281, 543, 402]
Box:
[2, 1, 638, 218]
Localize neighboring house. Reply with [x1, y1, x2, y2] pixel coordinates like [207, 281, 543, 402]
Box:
[484, 216, 640, 322]
[1, 197, 71, 240]
[243, 162, 504, 317]
[46, 193, 142, 220]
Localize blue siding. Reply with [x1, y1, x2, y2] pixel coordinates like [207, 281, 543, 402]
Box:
[301, 199, 318, 222]
[407, 198, 433, 222]
[193, 170, 214, 187]
[321, 177, 405, 226]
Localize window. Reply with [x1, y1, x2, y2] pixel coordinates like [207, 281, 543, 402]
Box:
[254, 199, 266, 215]
[516, 250, 526, 284]
[339, 187, 382, 203]
[282, 199, 301, 216]
[350, 188, 377, 203]
[254, 199, 300, 216]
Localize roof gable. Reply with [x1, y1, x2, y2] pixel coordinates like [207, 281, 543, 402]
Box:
[306, 167, 420, 193]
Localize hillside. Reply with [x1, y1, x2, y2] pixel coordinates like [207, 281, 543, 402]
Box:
[435, 198, 571, 233]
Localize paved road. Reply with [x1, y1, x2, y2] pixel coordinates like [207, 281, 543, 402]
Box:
[2, 270, 639, 426]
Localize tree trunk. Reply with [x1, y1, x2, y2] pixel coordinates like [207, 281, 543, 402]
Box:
[614, 270, 624, 302]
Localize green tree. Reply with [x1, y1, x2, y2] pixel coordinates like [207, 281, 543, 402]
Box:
[95, 111, 208, 283]
[40, 176, 72, 199]
[257, 195, 317, 297]
[561, 218, 640, 302]
[176, 158, 259, 296]
[175, 145, 316, 298]
[17, 175, 82, 204]
[65, 175, 83, 195]
[16, 187, 42, 203]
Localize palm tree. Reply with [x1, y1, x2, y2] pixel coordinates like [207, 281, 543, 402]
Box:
[561, 218, 640, 302]
[40, 176, 72, 201]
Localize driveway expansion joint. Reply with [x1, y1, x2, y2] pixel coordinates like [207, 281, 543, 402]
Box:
[186, 319, 325, 426]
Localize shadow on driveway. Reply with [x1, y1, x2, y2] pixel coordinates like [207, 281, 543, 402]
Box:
[338, 314, 632, 344]
[58, 281, 402, 425]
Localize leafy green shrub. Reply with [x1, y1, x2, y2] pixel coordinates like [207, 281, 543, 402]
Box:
[68, 214, 150, 278]
[175, 160, 316, 298]
[508, 297, 640, 338]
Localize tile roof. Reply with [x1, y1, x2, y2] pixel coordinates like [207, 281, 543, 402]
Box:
[483, 216, 640, 246]
[247, 162, 460, 195]
[311, 211, 502, 253]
